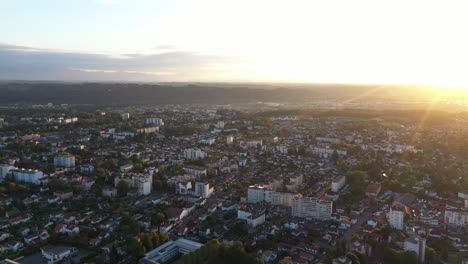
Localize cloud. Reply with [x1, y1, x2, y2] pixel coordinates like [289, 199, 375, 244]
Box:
[0, 43, 249, 81]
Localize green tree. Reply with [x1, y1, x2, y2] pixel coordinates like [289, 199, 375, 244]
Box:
[128, 237, 145, 257]
[117, 181, 129, 197]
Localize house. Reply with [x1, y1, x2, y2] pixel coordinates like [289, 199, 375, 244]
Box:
[177, 226, 188, 236]
[48, 196, 61, 204]
[339, 220, 351, 229]
[367, 218, 378, 228]
[167, 208, 188, 222]
[24, 233, 40, 244]
[261, 250, 277, 262]
[366, 183, 382, 197]
[53, 190, 73, 200]
[89, 238, 101, 246]
[6, 241, 23, 251]
[0, 233, 9, 241]
[298, 251, 314, 262]
[332, 256, 352, 264]
[40, 230, 50, 240]
[9, 215, 30, 226]
[66, 225, 80, 234]
[55, 224, 68, 234]
[18, 227, 30, 236]
[0, 245, 9, 253]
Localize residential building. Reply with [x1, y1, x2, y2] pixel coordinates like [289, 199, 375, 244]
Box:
[121, 113, 130, 120]
[444, 209, 467, 227]
[0, 164, 14, 181]
[194, 182, 214, 198]
[292, 194, 333, 220]
[184, 165, 207, 178]
[238, 205, 266, 227]
[388, 204, 405, 230]
[54, 153, 75, 168]
[146, 118, 164, 126]
[226, 135, 234, 144]
[140, 238, 203, 264]
[114, 174, 152, 196]
[331, 176, 346, 192]
[404, 236, 426, 263]
[183, 148, 207, 160]
[247, 185, 271, 203]
[176, 181, 192, 195]
[10, 169, 43, 184]
[41, 246, 78, 264]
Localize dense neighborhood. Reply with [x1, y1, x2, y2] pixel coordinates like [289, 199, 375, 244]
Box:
[0, 103, 466, 264]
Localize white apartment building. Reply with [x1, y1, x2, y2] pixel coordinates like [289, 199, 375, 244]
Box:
[114, 174, 152, 196]
[238, 207, 266, 227]
[239, 140, 263, 149]
[404, 237, 426, 263]
[331, 176, 346, 192]
[226, 135, 234, 145]
[194, 182, 214, 198]
[444, 209, 467, 227]
[388, 204, 405, 230]
[247, 185, 295, 207]
[0, 164, 15, 181]
[184, 165, 207, 178]
[11, 169, 43, 185]
[137, 127, 159, 134]
[215, 121, 225, 129]
[291, 194, 333, 220]
[121, 113, 130, 120]
[54, 154, 75, 168]
[146, 118, 164, 126]
[200, 138, 215, 145]
[247, 185, 271, 203]
[183, 148, 207, 160]
[270, 192, 295, 207]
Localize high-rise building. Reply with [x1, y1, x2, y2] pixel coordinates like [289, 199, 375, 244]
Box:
[388, 204, 405, 230]
[331, 176, 346, 192]
[183, 148, 207, 160]
[226, 135, 234, 145]
[444, 209, 467, 227]
[292, 194, 332, 220]
[54, 153, 76, 168]
[146, 118, 164, 126]
[121, 113, 130, 120]
[247, 185, 271, 203]
[11, 169, 43, 185]
[194, 182, 214, 198]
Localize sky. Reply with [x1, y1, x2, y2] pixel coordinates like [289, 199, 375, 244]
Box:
[1, 0, 468, 87]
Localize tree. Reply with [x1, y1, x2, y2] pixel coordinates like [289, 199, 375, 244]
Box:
[141, 233, 153, 252]
[351, 234, 360, 242]
[152, 212, 165, 232]
[49, 178, 65, 191]
[425, 246, 436, 264]
[346, 252, 361, 264]
[117, 181, 129, 197]
[128, 238, 145, 257]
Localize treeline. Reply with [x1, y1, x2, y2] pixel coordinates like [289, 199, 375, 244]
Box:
[0, 83, 314, 105]
[182, 239, 264, 264]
